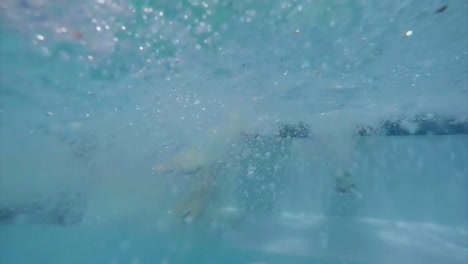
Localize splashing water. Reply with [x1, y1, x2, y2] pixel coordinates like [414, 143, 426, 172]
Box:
[1, 1, 467, 263]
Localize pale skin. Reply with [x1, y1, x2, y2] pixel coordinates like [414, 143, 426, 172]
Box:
[153, 112, 253, 224]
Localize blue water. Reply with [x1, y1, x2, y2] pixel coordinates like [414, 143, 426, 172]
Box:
[1, 0, 467, 263]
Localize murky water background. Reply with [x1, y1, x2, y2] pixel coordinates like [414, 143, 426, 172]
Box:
[0, 1, 467, 263]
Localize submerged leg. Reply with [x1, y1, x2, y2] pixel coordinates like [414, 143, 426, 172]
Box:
[174, 165, 219, 224]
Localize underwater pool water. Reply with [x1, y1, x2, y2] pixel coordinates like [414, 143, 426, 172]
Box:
[0, 0, 467, 263]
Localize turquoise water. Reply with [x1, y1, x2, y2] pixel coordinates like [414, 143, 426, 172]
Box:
[1, 0, 467, 263]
